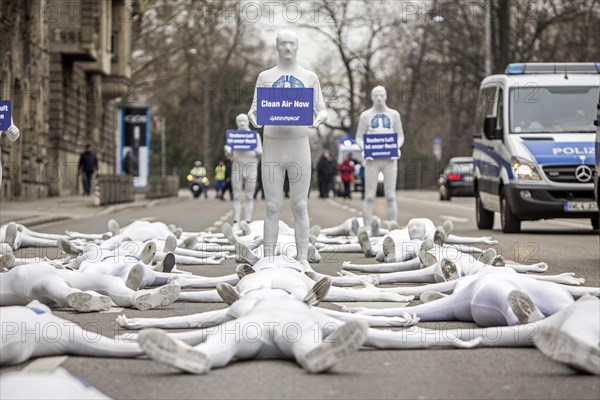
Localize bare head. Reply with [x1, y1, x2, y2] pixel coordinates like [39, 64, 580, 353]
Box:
[407, 218, 427, 240]
[236, 114, 250, 131]
[276, 30, 299, 62]
[371, 86, 387, 107]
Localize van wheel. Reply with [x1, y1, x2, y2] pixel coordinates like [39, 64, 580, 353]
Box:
[501, 191, 521, 233]
[592, 218, 599, 231]
[475, 191, 494, 229]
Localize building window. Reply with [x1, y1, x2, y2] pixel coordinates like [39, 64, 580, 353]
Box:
[111, 32, 118, 60]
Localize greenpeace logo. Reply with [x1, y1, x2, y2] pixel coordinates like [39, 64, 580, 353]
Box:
[270, 116, 300, 122]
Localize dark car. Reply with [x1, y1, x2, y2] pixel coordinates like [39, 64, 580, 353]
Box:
[438, 157, 474, 201]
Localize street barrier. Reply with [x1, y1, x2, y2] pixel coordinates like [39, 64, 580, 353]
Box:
[96, 175, 134, 206]
[146, 176, 179, 199]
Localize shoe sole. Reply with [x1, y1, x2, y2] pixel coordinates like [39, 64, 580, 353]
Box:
[222, 223, 238, 245]
[139, 329, 211, 374]
[382, 237, 395, 263]
[161, 253, 176, 273]
[240, 221, 251, 236]
[134, 284, 181, 311]
[508, 290, 537, 325]
[299, 321, 368, 373]
[440, 259, 460, 281]
[350, 219, 359, 236]
[357, 228, 373, 258]
[67, 292, 111, 312]
[4, 223, 18, 249]
[304, 277, 332, 306]
[536, 327, 600, 375]
[433, 227, 446, 246]
[125, 264, 145, 290]
[216, 283, 240, 305]
[235, 242, 259, 265]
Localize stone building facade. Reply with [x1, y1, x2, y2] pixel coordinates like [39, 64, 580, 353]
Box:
[0, 0, 135, 200]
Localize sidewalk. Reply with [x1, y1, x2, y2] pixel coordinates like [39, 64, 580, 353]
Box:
[0, 191, 188, 227]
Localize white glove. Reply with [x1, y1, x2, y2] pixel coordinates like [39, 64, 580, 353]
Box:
[5, 123, 20, 142]
[248, 110, 262, 129]
[224, 145, 233, 156]
[365, 157, 374, 161]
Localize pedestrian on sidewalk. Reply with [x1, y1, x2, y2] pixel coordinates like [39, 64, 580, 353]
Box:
[223, 157, 233, 201]
[215, 160, 226, 200]
[339, 153, 355, 199]
[78, 144, 98, 196]
[317, 150, 336, 198]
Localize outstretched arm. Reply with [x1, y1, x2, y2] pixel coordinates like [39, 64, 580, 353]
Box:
[117, 308, 230, 330]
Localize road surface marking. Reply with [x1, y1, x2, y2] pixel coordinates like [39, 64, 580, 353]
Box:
[440, 215, 470, 223]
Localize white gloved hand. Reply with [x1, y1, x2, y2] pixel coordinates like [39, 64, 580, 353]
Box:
[365, 157, 374, 161]
[5, 122, 20, 141]
[248, 110, 262, 129]
[224, 145, 233, 156]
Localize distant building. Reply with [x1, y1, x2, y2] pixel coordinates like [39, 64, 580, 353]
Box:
[0, 0, 137, 200]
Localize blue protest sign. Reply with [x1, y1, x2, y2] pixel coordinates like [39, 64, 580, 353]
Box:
[257, 88, 314, 126]
[0, 100, 12, 131]
[226, 130, 258, 151]
[364, 133, 399, 158]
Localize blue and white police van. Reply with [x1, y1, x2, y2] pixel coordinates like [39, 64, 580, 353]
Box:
[472, 63, 600, 233]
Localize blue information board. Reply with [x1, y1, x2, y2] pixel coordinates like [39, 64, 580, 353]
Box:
[0, 100, 12, 131]
[257, 88, 314, 126]
[226, 130, 258, 151]
[364, 133, 399, 158]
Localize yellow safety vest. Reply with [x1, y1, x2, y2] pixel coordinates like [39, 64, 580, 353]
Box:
[190, 167, 207, 177]
[215, 165, 226, 181]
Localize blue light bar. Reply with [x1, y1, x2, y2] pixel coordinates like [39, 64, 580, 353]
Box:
[506, 63, 526, 75]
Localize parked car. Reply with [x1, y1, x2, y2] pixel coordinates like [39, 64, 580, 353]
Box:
[438, 157, 475, 200]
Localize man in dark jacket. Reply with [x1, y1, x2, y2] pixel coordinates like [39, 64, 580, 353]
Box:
[78, 144, 98, 196]
[316, 150, 336, 198]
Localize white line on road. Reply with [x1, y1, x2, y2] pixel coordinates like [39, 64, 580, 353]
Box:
[22, 356, 68, 372]
[440, 215, 470, 223]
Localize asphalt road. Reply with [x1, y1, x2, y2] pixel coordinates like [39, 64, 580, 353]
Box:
[2, 190, 599, 400]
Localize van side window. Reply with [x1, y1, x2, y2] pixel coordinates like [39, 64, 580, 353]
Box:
[474, 85, 497, 138]
[496, 88, 504, 130]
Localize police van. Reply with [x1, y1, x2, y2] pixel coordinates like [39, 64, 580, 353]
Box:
[472, 63, 600, 233]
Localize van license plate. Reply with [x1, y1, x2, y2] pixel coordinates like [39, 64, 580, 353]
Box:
[563, 202, 598, 212]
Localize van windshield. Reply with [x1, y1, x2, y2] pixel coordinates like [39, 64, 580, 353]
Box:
[509, 86, 599, 134]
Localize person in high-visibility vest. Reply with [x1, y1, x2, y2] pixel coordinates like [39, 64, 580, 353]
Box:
[215, 160, 227, 200]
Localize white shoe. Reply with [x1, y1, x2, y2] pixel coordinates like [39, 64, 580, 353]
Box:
[357, 226, 373, 258]
[138, 329, 211, 374]
[125, 263, 145, 290]
[67, 291, 111, 312]
[133, 284, 181, 311]
[298, 320, 368, 373]
[216, 282, 241, 305]
[382, 236, 396, 263]
[303, 277, 332, 306]
[508, 290, 544, 325]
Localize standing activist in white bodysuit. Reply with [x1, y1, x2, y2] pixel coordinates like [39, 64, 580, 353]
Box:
[0, 118, 20, 188]
[356, 87, 404, 235]
[225, 114, 263, 224]
[248, 30, 328, 261]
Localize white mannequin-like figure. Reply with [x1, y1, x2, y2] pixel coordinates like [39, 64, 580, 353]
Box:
[0, 262, 180, 312]
[356, 87, 404, 235]
[173, 255, 413, 303]
[248, 30, 328, 261]
[138, 294, 368, 374]
[343, 268, 597, 326]
[0, 118, 20, 187]
[225, 114, 263, 224]
[0, 301, 142, 366]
